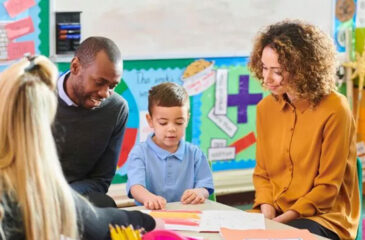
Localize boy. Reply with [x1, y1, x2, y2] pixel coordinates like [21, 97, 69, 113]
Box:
[126, 82, 214, 210]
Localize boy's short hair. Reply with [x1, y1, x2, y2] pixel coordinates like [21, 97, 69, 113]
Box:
[148, 82, 189, 115]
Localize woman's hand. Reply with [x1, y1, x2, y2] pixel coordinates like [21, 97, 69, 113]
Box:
[272, 210, 299, 223]
[260, 203, 276, 219]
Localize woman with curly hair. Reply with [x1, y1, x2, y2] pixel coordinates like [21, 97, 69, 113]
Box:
[249, 20, 360, 239]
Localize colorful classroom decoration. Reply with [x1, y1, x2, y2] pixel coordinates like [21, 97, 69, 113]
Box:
[0, 0, 46, 71]
[113, 57, 267, 182]
[334, 0, 357, 53]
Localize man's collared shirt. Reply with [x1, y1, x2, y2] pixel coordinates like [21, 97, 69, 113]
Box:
[57, 71, 78, 107]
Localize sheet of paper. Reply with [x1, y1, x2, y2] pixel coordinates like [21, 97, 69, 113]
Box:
[3, 0, 36, 18]
[7, 41, 34, 60]
[220, 228, 316, 240]
[148, 210, 202, 231]
[146, 210, 265, 232]
[5, 17, 34, 40]
[199, 211, 265, 232]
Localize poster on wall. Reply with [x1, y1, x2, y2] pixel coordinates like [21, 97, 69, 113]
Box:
[0, 0, 44, 72]
[113, 57, 267, 182]
[334, 0, 357, 53]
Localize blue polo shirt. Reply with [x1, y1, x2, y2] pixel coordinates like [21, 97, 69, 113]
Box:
[126, 134, 214, 204]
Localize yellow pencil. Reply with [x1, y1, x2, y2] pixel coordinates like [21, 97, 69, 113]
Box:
[124, 226, 136, 240]
[129, 225, 139, 239]
[109, 224, 120, 240]
[117, 225, 127, 240]
[110, 224, 143, 240]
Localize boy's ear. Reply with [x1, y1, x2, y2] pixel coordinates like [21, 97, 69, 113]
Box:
[146, 113, 153, 128]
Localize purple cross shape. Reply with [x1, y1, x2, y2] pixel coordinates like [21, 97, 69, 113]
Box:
[228, 75, 262, 123]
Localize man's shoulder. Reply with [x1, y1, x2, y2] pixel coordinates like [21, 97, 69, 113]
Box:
[100, 94, 128, 118]
[107, 93, 127, 107]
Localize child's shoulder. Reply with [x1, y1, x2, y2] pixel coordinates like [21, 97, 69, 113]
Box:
[129, 141, 149, 154]
[183, 140, 205, 155]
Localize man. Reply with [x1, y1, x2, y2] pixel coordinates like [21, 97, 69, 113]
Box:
[53, 36, 128, 207]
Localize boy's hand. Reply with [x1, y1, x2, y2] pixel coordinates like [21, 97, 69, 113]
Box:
[144, 195, 167, 210]
[180, 188, 208, 204]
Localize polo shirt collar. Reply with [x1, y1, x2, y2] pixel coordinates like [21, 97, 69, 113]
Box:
[146, 134, 185, 161]
[58, 71, 78, 107]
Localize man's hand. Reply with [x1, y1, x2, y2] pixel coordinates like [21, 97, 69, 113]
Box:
[260, 203, 276, 219]
[180, 188, 208, 204]
[143, 195, 167, 210]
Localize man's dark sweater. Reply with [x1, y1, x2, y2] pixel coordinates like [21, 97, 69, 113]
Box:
[53, 93, 128, 194]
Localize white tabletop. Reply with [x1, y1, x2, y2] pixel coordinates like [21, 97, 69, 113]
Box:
[124, 200, 329, 240]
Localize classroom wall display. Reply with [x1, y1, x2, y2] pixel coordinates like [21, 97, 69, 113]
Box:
[0, 0, 48, 72]
[103, 57, 268, 183]
[55, 12, 81, 54]
[51, 0, 334, 60]
[334, 0, 357, 53]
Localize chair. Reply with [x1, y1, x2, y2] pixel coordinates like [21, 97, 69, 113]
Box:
[356, 157, 363, 240]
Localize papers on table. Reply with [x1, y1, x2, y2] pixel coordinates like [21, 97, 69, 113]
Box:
[220, 228, 316, 240]
[199, 210, 265, 232]
[145, 210, 265, 232]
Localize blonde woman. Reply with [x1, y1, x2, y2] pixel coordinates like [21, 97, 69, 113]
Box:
[0, 56, 156, 240]
[249, 20, 360, 239]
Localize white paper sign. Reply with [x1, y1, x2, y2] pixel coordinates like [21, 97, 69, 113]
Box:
[214, 68, 228, 115]
[208, 147, 236, 161]
[211, 138, 227, 148]
[208, 108, 237, 137]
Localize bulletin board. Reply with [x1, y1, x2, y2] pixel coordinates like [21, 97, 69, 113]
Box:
[51, 0, 334, 59]
[0, 0, 49, 72]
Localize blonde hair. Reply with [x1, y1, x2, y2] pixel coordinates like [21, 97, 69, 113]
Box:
[0, 56, 78, 239]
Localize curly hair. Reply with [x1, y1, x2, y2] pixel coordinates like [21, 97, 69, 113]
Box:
[248, 20, 336, 105]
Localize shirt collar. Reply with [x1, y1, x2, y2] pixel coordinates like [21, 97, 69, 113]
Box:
[58, 71, 78, 107]
[146, 134, 185, 161]
[274, 94, 310, 113]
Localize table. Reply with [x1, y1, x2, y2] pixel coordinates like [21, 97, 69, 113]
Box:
[125, 200, 329, 240]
